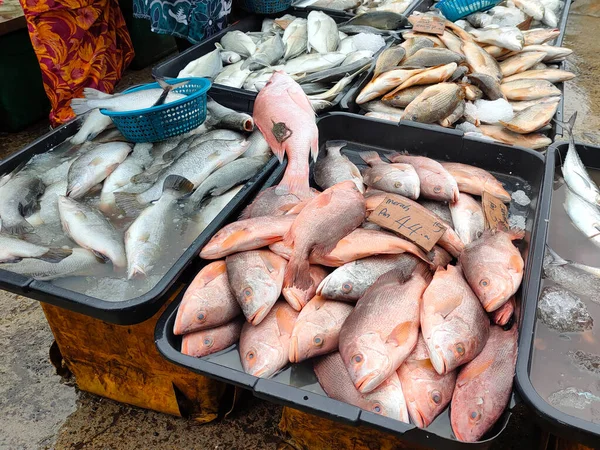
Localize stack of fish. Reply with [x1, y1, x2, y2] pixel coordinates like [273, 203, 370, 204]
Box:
[455, 0, 565, 30]
[0, 88, 273, 302]
[177, 11, 405, 111]
[297, 0, 414, 15]
[355, 10, 575, 150]
[173, 71, 524, 442]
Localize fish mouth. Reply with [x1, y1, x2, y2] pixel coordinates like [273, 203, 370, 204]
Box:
[249, 305, 269, 325]
[289, 336, 299, 363]
[252, 367, 270, 378]
[453, 427, 469, 443]
[282, 288, 304, 311]
[243, 119, 254, 132]
[355, 371, 381, 394]
[410, 406, 427, 429]
[428, 346, 447, 375]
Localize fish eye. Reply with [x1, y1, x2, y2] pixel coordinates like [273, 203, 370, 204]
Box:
[243, 287, 253, 300]
[469, 410, 482, 423]
[313, 335, 324, 347]
[352, 354, 363, 364]
[479, 278, 490, 288]
[433, 186, 442, 194]
[204, 337, 213, 347]
[246, 350, 255, 361]
[456, 343, 465, 356]
[197, 312, 206, 322]
[431, 390, 442, 405]
[394, 181, 402, 188]
[372, 403, 383, 414]
[342, 282, 353, 293]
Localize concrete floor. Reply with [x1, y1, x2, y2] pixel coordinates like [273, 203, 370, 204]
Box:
[1, 5, 599, 448]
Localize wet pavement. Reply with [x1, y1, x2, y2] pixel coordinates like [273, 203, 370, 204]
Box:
[2, 5, 600, 448]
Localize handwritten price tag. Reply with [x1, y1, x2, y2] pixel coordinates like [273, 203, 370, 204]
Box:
[408, 15, 446, 35]
[368, 195, 447, 251]
[482, 191, 509, 231]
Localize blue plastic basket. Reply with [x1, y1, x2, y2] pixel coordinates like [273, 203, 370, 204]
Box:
[436, 0, 500, 21]
[101, 77, 211, 143]
[237, 0, 292, 14]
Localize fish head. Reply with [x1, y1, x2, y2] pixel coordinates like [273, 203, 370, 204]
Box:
[289, 297, 336, 362]
[316, 267, 364, 301]
[365, 376, 407, 420]
[241, 338, 284, 378]
[468, 262, 516, 312]
[427, 322, 481, 374]
[173, 286, 222, 334]
[343, 332, 391, 393]
[200, 225, 250, 258]
[234, 266, 280, 325]
[282, 286, 311, 311]
[451, 381, 498, 443]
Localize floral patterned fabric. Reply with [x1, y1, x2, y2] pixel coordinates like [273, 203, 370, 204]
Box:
[133, 0, 231, 44]
[20, 0, 135, 126]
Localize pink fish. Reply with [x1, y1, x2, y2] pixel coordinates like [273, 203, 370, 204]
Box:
[253, 71, 318, 198]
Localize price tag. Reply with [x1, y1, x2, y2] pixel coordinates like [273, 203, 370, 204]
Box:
[408, 15, 446, 35]
[368, 195, 447, 251]
[482, 191, 509, 231]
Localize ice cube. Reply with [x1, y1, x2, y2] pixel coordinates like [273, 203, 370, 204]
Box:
[548, 387, 600, 410]
[568, 350, 600, 376]
[456, 122, 480, 134]
[508, 214, 526, 230]
[537, 286, 594, 333]
[351, 33, 385, 53]
[511, 190, 531, 206]
[473, 99, 514, 124]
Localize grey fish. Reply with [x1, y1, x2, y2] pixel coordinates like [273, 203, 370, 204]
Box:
[0, 234, 71, 264]
[296, 58, 371, 84]
[467, 73, 505, 101]
[544, 247, 600, 304]
[343, 11, 406, 30]
[419, 200, 453, 226]
[402, 83, 465, 124]
[283, 18, 308, 60]
[125, 176, 193, 279]
[439, 100, 465, 128]
[26, 180, 67, 227]
[314, 140, 364, 193]
[400, 48, 464, 69]
[307, 11, 340, 54]
[382, 85, 428, 108]
[70, 87, 186, 115]
[361, 100, 406, 115]
[0, 172, 45, 235]
[177, 49, 223, 78]
[163, 130, 245, 163]
[338, 24, 401, 38]
[449, 66, 468, 82]
[310, 99, 334, 112]
[284, 52, 346, 75]
[242, 34, 285, 71]
[185, 156, 268, 213]
[243, 129, 272, 159]
[214, 61, 252, 88]
[373, 45, 406, 78]
[301, 82, 331, 95]
[215, 43, 242, 64]
[206, 98, 254, 132]
[220, 30, 257, 57]
[402, 37, 435, 58]
[0, 247, 106, 280]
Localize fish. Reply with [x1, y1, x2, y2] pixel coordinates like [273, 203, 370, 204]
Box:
[440, 101, 466, 128]
[70, 109, 114, 145]
[564, 186, 600, 248]
[464, 84, 484, 102]
[339, 265, 431, 393]
[188, 186, 244, 237]
[312, 0, 360, 10]
[398, 335, 457, 428]
[400, 83, 465, 125]
[216, 43, 242, 65]
[174, 261, 242, 335]
[503, 44, 572, 62]
[99, 143, 153, 214]
[338, 24, 401, 38]
[500, 79, 561, 101]
[283, 265, 329, 311]
[500, 98, 559, 134]
[274, 14, 297, 30]
[70, 86, 186, 115]
[0, 234, 71, 264]
[360, 151, 420, 199]
[307, 11, 340, 54]
[342, 50, 375, 65]
[365, 111, 402, 123]
[57, 196, 126, 270]
[178, 47, 223, 78]
[314, 141, 364, 193]
[382, 63, 458, 100]
[184, 156, 267, 214]
[499, 51, 547, 77]
[466, 73, 505, 101]
[365, 193, 465, 257]
[240, 186, 314, 220]
[449, 193, 484, 246]
[296, 58, 371, 85]
[462, 41, 502, 82]
[284, 181, 365, 292]
[253, 71, 318, 198]
[543, 246, 600, 304]
[523, 28, 560, 45]
[402, 31, 445, 47]
[361, 100, 406, 116]
[449, 66, 469, 83]
[459, 229, 524, 312]
[440, 162, 511, 202]
[356, 68, 426, 104]
[308, 67, 367, 102]
[402, 37, 435, 57]
[0, 172, 45, 235]
[491, 296, 515, 326]
[181, 318, 244, 358]
[283, 18, 308, 60]
[226, 249, 287, 325]
[382, 85, 429, 108]
[439, 30, 464, 55]
[470, 26, 524, 52]
[206, 99, 254, 132]
[389, 153, 459, 202]
[242, 34, 285, 71]
[315, 352, 410, 421]
[502, 68, 576, 83]
[200, 214, 297, 259]
[239, 301, 299, 378]
[420, 264, 490, 374]
[24, 181, 66, 227]
[214, 61, 252, 88]
[284, 53, 346, 75]
[343, 10, 405, 30]
[451, 325, 518, 443]
[66, 142, 131, 200]
[477, 124, 553, 150]
[164, 130, 245, 163]
[124, 176, 193, 279]
[400, 48, 464, 68]
[220, 30, 257, 57]
[419, 200, 453, 226]
[373, 45, 406, 78]
[513, 0, 545, 21]
[289, 296, 353, 362]
[317, 253, 422, 302]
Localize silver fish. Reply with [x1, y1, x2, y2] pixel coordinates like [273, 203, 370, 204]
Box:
[284, 52, 346, 75]
[178, 48, 223, 78]
[242, 34, 285, 71]
[470, 26, 524, 52]
[206, 99, 254, 132]
[70, 109, 114, 144]
[564, 186, 600, 248]
[0, 234, 71, 264]
[26, 180, 67, 227]
[220, 30, 257, 57]
[314, 140, 364, 193]
[214, 60, 252, 88]
[307, 11, 340, 54]
[0, 172, 45, 235]
[543, 246, 600, 304]
[283, 18, 308, 60]
[163, 130, 244, 163]
[188, 186, 244, 238]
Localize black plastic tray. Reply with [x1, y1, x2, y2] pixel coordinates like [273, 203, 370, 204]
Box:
[516, 141, 600, 448]
[152, 9, 370, 113]
[155, 112, 552, 448]
[0, 89, 279, 325]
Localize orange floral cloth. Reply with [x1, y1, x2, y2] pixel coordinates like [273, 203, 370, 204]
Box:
[20, 0, 135, 126]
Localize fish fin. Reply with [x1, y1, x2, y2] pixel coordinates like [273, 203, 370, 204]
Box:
[132, 167, 163, 184]
[220, 229, 251, 251]
[83, 88, 113, 100]
[284, 256, 312, 291]
[311, 294, 327, 310]
[310, 132, 319, 163]
[359, 151, 382, 166]
[386, 321, 415, 346]
[276, 305, 296, 337]
[284, 201, 308, 215]
[92, 250, 111, 263]
[0, 161, 26, 186]
[70, 98, 96, 116]
[276, 164, 312, 198]
[113, 192, 145, 216]
[37, 247, 73, 263]
[574, 171, 593, 189]
[508, 228, 525, 241]
[1, 219, 34, 236]
[163, 175, 194, 196]
[259, 251, 276, 273]
[545, 245, 567, 265]
[517, 16, 533, 30]
[201, 261, 228, 284]
[457, 356, 494, 387]
[312, 189, 334, 209]
[286, 85, 316, 117]
[553, 111, 577, 139]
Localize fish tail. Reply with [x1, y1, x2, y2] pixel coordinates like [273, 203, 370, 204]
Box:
[545, 245, 568, 265]
[113, 192, 145, 216]
[2, 219, 34, 236]
[276, 164, 312, 199]
[359, 150, 382, 166]
[83, 88, 113, 100]
[326, 140, 347, 156]
[38, 247, 73, 263]
[284, 256, 312, 291]
[70, 98, 96, 116]
[163, 175, 194, 197]
[553, 111, 577, 141]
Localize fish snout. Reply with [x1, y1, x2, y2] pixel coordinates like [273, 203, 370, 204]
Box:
[355, 370, 383, 394]
[249, 304, 269, 325]
[289, 336, 299, 363]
